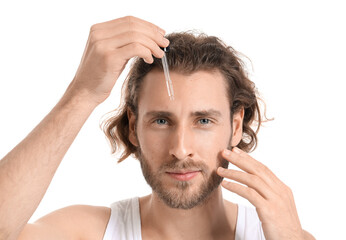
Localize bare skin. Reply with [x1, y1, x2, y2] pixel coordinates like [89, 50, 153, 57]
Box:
[0, 16, 315, 240]
[130, 70, 243, 240]
[127, 69, 315, 240]
[127, 70, 244, 240]
[139, 192, 238, 240]
[0, 16, 169, 240]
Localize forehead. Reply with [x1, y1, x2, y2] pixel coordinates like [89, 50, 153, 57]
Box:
[137, 69, 230, 118]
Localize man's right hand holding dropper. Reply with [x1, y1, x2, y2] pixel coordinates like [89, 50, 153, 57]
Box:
[69, 16, 169, 105]
[0, 16, 168, 240]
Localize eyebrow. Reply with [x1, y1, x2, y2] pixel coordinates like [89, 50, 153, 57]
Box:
[193, 110, 222, 118]
[144, 109, 222, 119]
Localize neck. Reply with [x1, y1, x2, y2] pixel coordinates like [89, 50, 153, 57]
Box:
[139, 187, 237, 239]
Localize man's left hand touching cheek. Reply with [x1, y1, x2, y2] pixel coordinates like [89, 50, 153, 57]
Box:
[217, 147, 315, 240]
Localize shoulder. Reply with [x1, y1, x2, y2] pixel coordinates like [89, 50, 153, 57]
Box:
[61, 204, 111, 239]
[47, 205, 111, 240]
[19, 205, 111, 240]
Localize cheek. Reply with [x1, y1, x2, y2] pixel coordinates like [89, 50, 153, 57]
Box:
[194, 128, 230, 167]
[194, 121, 231, 145]
[193, 128, 228, 145]
[137, 122, 231, 167]
[137, 127, 167, 164]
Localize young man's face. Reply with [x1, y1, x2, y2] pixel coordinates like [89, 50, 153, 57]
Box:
[129, 69, 244, 209]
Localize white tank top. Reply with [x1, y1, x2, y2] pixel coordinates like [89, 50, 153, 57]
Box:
[102, 197, 266, 240]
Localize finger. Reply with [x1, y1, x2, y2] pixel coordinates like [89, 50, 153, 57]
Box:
[90, 21, 169, 48]
[221, 180, 265, 207]
[217, 167, 276, 200]
[115, 42, 154, 64]
[222, 148, 285, 192]
[92, 31, 166, 59]
[91, 16, 166, 36]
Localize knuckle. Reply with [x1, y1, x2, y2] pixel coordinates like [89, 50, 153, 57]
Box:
[123, 16, 139, 32]
[247, 187, 257, 198]
[157, 32, 165, 42]
[225, 181, 235, 190]
[132, 42, 142, 51]
[131, 42, 151, 61]
[145, 48, 153, 57]
[248, 174, 259, 183]
[284, 184, 293, 196]
[255, 163, 267, 174]
[125, 15, 135, 23]
[135, 43, 149, 55]
[90, 23, 99, 32]
[89, 31, 102, 44]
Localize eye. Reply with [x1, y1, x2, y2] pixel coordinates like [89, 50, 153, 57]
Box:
[198, 118, 211, 125]
[155, 119, 168, 125]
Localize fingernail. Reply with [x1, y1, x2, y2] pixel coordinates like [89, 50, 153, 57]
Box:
[223, 149, 231, 155]
[218, 167, 225, 172]
[144, 58, 154, 64]
[233, 147, 241, 153]
[163, 37, 170, 45]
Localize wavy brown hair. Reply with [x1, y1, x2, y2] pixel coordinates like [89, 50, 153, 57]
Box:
[100, 32, 272, 163]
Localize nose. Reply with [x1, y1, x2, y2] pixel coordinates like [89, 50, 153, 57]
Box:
[168, 124, 194, 160]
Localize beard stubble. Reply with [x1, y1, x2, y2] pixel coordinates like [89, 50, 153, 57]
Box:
[136, 144, 231, 210]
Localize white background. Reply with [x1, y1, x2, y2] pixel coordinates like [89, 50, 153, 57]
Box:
[0, 0, 345, 239]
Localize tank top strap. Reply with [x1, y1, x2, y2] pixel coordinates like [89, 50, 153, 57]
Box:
[103, 197, 142, 240]
[235, 204, 266, 240]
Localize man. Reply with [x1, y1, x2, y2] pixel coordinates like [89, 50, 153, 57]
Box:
[0, 16, 314, 240]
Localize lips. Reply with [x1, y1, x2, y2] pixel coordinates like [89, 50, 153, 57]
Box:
[166, 170, 201, 181]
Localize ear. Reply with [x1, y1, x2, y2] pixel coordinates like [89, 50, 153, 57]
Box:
[230, 107, 245, 147]
[127, 108, 139, 147]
